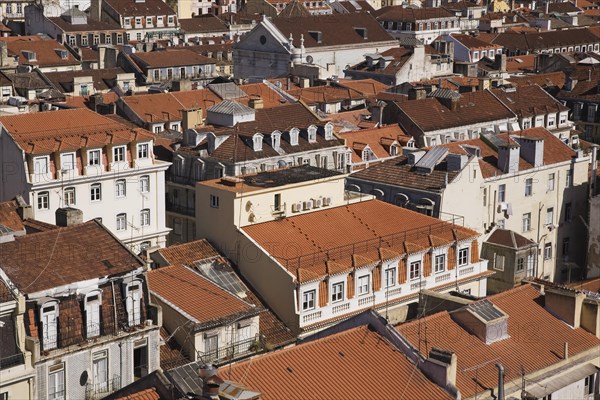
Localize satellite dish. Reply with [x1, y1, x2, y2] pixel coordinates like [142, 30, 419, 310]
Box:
[306, 55, 314, 64]
[245, 201, 253, 212]
[248, 213, 256, 223]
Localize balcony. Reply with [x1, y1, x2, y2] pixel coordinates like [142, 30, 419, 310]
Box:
[435, 272, 452, 283]
[0, 353, 25, 370]
[332, 302, 350, 314]
[196, 338, 258, 365]
[358, 295, 375, 307]
[410, 280, 427, 290]
[166, 200, 195, 217]
[302, 310, 322, 323]
[458, 265, 474, 276]
[85, 375, 121, 400]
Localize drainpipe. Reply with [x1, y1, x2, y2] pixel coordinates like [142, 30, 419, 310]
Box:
[496, 363, 505, 400]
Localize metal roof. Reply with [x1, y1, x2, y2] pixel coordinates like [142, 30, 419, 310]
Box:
[191, 258, 248, 296]
[208, 82, 248, 100]
[207, 100, 255, 115]
[467, 299, 506, 322]
[415, 146, 448, 172]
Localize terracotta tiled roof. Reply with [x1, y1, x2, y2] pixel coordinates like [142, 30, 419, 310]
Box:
[179, 15, 228, 33]
[347, 46, 414, 76]
[334, 0, 375, 13]
[44, 67, 127, 93]
[547, 1, 582, 13]
[491, 84, 569, 117]
[1, 37, 80, 68]
[155, 239, 221, 267]
[287, 85, 365, 105]
[47, 16, 124, 32]
[374, 6, 455, 21]
[508, 71, 566, 88]
[132, 49, 215, 69]
[148, 265, 257, 324]
[0, 278, 15, 303]
[114, 388, 160, 400]
[396, 89, 516, 133]
[103, 0, 176, 16]
[488, 28, 600, 52]
[336, 78, 391, 97]
[0, 220, 144, 294]
[243, 290, 297, 347]
[485, 228, 536, 249]
[397, 284, 600, 399]
[242, 200, 478, 276]
[439, 127, 576, 178]
[338, 125, 409, 162]
[159, 327, 190, 370]
[0, 108, 154, 155]
[0, 200, 25, 232]
[270, 13, 395, 48]
[568, 278, 600, 292]
[327, 108, 376, 130]
[225, 324, 452, 400]
[61, 92, 120, 109]
[450, 33, 503, 50]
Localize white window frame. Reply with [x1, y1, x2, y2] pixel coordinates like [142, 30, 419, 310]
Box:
[92, 350, 108, 392]
[331, 282, 344, 303]
[498, 184, 506, 202]
[210, 194, 219, 208]
[90, 183, 102, 202]
[140, 209, 150, 226]
[357, 274, 370, 295]
[34, 156, 50, 175]
[38, 191, 50, 210]
[125, 280, 143, 326]
[384, 268, 396, 288]
[137, 143, 149, 159]
[48, 362, 65, 400]
[85, 291, 102, 338]
[522, 212, 531, 232]
[139, 175, 150, 193]
[524, 178, 533, 196]
[458, 248, 469, 266]
[435, 254, 446, 273]
[41, 301, 59, 351]
[113, 146, 126, 163]
[88, 149, 101, 166]
[544, 243, 552, 260]
[60, 152, 76, 171]
[546, 207, 554, 226]
[409, 261, 421, 280]
[64, 187, 76, 206]
[547, 173, 555, 191]
[302, 290, 315, 311]
[115, 179, 126, 198]
[116, 213, 127, 231]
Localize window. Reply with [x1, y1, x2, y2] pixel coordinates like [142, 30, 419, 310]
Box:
[105, 35, 112, 45]
[92, 350, 108, 392]
[546, 207, 554, 226]
[157, 16, 163, 25]
[125, 281, 142, 326]
[524, 178, 533, 196]
[137, 143, 149, 159]
[473, 51, 479, 60]
[34, 156, 50, 174]
[41, 302, 58, 350]
[358, 275, 370, 295]
[458, 248, 469, 266]
[116, 179, 126, 197]
[135, 16, 142, 26]
[547, 173, 555, 191]
[498, 184, 506, 202]
[168, 15, 174, 25]
[494, 254, 505, 271]
[68, 35, 76, 46]
[82, 35, 88, 46]
[204, 333, 218, 359]
[331, 282, 344, 302]
[133, 340, 148, 379]
[88, 150, 100, 166]
[139, 175, 150, 193]
[85, 292, 101, 338]
[153, 70, 159, 81]
[38, 191, 49, 210]
[116, 213, 127, 231]
[48, 363, 65, 400]
[409, 261, 421, 280]
[113, 146, 125, 162]
[562, 238, 570, 259]
[522, 212, 531, 232]
[544, 242, 552, 260]
[566, 168, 573, 187]
[146, 16, 152, 25]
[210, 194, 219, 208]
[584, 374, 594, 395]
[140, 209, 150, 226]
[516, 257, 525, 272]
[302, 290, 315, 310]
[64, 187, 76, 206]
[385, 268, 396, 288]
[61, 153, 76, 170]
[124, 17, 131, 26]
[482, 188, 487, 206]
[564, 202, 572, 222]
[90, 183, 102, 202]
[523, 119, 531, 129]
[435, 254, 446, 273]
[167, 69, 173, 80]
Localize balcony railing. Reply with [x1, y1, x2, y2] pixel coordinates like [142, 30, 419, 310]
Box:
[85, 375, 121, 400]
[302, 310, 322, 323]
[0, 352, 25, 370]
[166, 200, 195, 217]
[197, 338, 258, 365]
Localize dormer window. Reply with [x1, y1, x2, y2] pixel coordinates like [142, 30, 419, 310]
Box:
[271, 131, 281, 150]
[289, 128, 299, 146]
[34, 156, 50, 174]
[252, 133, 264, 151]
[85, 290, 102, 338]
[124, 280, 143, 326]
[324, 122, 334, 140]
[113, 146, 126, 162]
[61, 152, 76, 170]
[41, 300, 59, 350]
[137, 143, 149, 159]
[362, 146, 375, 162]
[307, 125, 317, 143]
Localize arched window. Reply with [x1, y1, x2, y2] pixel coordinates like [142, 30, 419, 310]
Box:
[271, 131, 282, 149]
[395, 193, 409, 207]
[307, 125, 317, 143]
[370, 189, 384, 199]
[416, 198, 435, 216]
[289, 128, 300, 145]
[252, 133, 263, 151]
[324, 122, 334, 140]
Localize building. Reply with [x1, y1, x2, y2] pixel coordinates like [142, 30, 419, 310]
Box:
[557, 68, 600, 144]
[397, 284, 600, 399]
[166, 103, 347, 244]
[178, 15, 230, 41]
[233, 13, 397, 80]
[374, 6, 461, 45]
[286, 84, 367, 114]
[481, 228, 538, 294]
[439, 33, 503, 64]
[94, 0, 179, 42]
[344, 44, 454, 86]
[0, 36, 81, 73]
[0, 108, 171, 252]
[347, 128, 590, 282]
[483, 28, 600, 55]
[0, 216, 161, 400]
[42, 67, 136, 97]
[129, 49, 216, 85]
[196, 168, 491, 333]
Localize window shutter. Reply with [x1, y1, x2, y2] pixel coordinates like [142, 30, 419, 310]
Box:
[318, 280, 328, 307]
[471, 240, 479, 263]
[372, 266, 381, 292]
[448, 246, 456, 270]
[398, 258, 407, 284]
[424, 252, 432, 277]
[347, 273, 355, 299]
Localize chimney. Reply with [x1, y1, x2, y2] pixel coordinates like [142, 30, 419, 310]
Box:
[545, 0, 549, 14]
[591, 144, 598, 196]
[515, 137, 544, 168]
[563, 341, 569, 360]
[181, 108, 203, 131]
[90, 0, 102, 21]
[408, 87, 427, 100]
[248, 97, 264, 109]
[197, 364, 223, 400]
[497, 144, 520, 174]
[15, 195, 33, 221]
[426, 348, 457, 388]
[496, 364, 505, 400]
[55, 207, 83, 227]
[446, 153, 468, 171]
[545, 287, 585, 328]
[450, 300, 509, 344]
[407, 150, 426, 165]
[440, 96, 460, 111]
[0, 42, 8, 67]
[494, 53, 507, 72]
[478, 78, 491, 91]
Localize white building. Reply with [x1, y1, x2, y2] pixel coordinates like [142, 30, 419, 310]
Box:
[0, 108, 171, 252]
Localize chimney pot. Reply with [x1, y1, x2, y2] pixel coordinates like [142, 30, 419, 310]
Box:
[55, 207, 83, 227]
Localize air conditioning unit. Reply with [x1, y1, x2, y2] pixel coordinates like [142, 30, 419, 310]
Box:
[303, 200, 313, 210]
[314, 199, 322, 208]
[323, 197, 331, 206]
[291, 203, 299, 213]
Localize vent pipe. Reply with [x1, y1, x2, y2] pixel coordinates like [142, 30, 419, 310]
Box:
[496, 363, 505, 400]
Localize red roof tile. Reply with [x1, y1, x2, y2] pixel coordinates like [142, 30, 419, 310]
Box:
[338, 124, 410, 162]
[225, 325, 452, 400]
[0, 200, 24, 232]
[115, 387, 160, 400]
[155, 239, 221, 267]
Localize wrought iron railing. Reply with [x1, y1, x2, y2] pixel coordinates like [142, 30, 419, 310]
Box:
[85, 375, 121, 399]
[0, 352, 25, 370]
[196, 338, 257, 364]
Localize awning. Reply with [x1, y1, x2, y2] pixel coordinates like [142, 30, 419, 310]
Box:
[525, 363, 598, 398]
